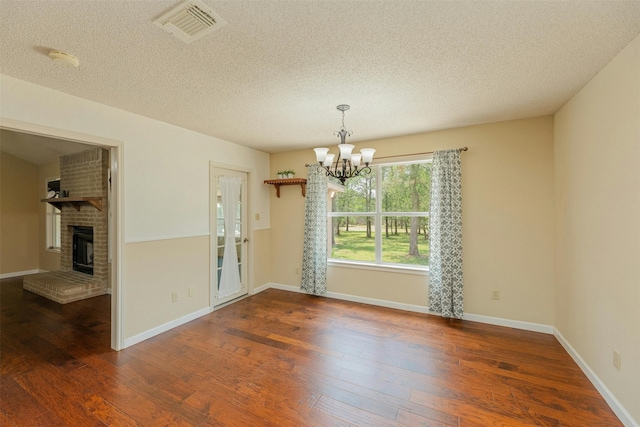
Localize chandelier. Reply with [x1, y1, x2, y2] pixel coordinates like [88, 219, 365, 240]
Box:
[313, 104, 375, 184]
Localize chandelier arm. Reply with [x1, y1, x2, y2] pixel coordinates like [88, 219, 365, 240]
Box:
[351, 165, 371, 179]
[332, 149, 342, 178]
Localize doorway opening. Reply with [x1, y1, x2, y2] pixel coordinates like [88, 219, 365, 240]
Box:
[0, 118, 123, 350]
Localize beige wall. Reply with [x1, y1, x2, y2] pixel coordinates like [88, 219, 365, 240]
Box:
[270, 116, 556, 325]
[38, 161, 61, 272]
[0, 152, 39, 274]
[554, 34, 640, 423]
[252, 229, 272, 292]
[124, 236, 210, 338]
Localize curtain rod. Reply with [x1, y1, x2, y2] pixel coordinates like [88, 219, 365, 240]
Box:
[374, 146, 468, 161]
[304, 147, 468, 166]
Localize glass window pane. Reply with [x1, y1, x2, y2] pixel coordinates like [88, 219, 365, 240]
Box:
[381, 216, 429, 266]
[235, 223, 241, 242]
[381, 163, 431, 213]
[330, 216, 375, 262]
[332, 174, 376, 213]
[53, 211, 61, 248]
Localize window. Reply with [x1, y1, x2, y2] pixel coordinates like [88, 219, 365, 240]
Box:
[329, 159, 431, 269]
[46, 178, 61, 251]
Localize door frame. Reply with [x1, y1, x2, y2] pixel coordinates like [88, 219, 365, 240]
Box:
[209, 162, 253, 310]
[0, 117, 125, 350]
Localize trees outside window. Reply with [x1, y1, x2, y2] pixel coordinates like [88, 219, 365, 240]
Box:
[329, 160, 431, 267]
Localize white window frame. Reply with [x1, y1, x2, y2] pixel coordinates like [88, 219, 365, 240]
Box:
[327, 157, 432, 273]
[46, 177, 61, 252]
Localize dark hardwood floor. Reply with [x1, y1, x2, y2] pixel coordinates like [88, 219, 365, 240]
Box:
[1, 276, 622, 426]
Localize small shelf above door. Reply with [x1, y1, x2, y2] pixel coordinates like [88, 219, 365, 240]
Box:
[264, 178, 307, 198]
[42, 197, 103, 212]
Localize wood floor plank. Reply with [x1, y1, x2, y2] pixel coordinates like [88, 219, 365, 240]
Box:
[0, 375, 67, 427]
[306, 375, 400, 420]
[313, 394, 402, 427]
[12, 368, 104, 427]
[66, 363, 197, 426]
[410, 388, 534, 427]
[299, 365, 459, 426]
[396, 408, 456, 427]
[1, 279, 624, 426]
[267, 332, 347, 358]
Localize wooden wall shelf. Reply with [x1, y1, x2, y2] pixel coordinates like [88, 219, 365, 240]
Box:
[264, 178, 307, 198]
[42, 197, 103, 212]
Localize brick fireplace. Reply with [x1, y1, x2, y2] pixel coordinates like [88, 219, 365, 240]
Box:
[59, 149, 109, 281]
[23, 148, 110, 303]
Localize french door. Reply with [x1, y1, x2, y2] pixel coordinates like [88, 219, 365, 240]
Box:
[211, 167, 248, 307]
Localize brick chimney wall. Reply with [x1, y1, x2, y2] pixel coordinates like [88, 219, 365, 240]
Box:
[59, 148, 109, 288]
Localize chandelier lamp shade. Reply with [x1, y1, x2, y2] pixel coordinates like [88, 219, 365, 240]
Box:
[314, 104, 375, 184]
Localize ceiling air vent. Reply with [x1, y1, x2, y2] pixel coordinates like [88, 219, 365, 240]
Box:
[153, 0, 226, 44]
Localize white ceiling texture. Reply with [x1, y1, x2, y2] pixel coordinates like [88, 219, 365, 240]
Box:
[1, 0, 640, 155]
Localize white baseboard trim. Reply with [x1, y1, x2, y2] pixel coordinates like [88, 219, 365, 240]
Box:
[124, 307, 211, 348]
[554, 329, 638, 427]
[260, 282, 431, 312]
[0, 269, 45, 280]
[463, 313, 554, 334]
[251, 283, 274, 295]
[258, 283, 553, 334]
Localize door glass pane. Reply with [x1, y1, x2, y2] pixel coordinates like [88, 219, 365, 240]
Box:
[216, 175, 244, 293]
[236, 243, 242, 281]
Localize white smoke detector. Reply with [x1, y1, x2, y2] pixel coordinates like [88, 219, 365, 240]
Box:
[153, 0, 226, 44]
[48, 50, 79, 67]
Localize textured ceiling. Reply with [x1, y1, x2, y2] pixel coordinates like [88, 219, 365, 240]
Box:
[1, 1, 639, 153]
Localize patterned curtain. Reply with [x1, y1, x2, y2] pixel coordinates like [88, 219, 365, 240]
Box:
[428, 149, 463, 318]
[300, 166, 328, 295]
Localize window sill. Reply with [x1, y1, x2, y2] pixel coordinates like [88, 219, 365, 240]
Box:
[327, 259, 428, 276]
[46, 247, 61, 253]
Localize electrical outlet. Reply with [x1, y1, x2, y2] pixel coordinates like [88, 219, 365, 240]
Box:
[613, 350, 621, 371]
[255, 213, 260, 221]
[188, 287, 194, 297]
[172, 292, 178, 303]
[491, 289, 500, 300]
[295, 267, 300, 275]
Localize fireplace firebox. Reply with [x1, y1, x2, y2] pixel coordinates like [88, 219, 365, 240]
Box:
[72, 226, 94, 275]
